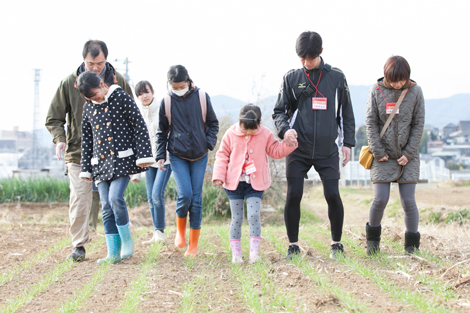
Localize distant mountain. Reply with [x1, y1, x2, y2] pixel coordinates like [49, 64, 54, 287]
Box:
[349, 86, 470, 128]
[212, 88, 470, 129]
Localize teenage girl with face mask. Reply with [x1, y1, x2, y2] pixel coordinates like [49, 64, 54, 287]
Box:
[156, 65, 219, 257]
[212, 104, 297, 263]
[132, 80, 172, 244]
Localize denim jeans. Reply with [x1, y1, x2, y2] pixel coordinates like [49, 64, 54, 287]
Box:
[145, 165, 172, 231]
[97, 176, 130, 235]
[169, 153, 208, 229]
[224, 182, 264, 200]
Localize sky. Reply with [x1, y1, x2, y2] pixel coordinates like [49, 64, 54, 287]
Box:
[0, 0, 469, 132]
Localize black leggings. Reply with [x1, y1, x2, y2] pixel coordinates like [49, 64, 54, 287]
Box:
[284, 178, 344, 242]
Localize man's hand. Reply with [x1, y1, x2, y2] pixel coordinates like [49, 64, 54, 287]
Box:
[342, 146, 351, 167]
[56, 142, 66, 161]
[378, 154, 389, 162]
[213, 180, 223, 186]
[284, 129, 298, 146]
[397, 155, 409, 166]
[157, 159, 166, 171]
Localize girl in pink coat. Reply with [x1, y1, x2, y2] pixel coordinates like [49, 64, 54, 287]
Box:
[212, 104, 297, 263]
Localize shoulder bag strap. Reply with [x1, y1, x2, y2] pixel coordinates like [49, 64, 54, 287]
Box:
[379, 88, 408, 138]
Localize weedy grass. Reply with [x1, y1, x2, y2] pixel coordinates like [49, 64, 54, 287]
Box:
[117, 227, 171, 313]
[0, 235, 105, 313]
[0, 236, 70, 287]
[0, 177, 70, 203]
[304, 226, 455, 313]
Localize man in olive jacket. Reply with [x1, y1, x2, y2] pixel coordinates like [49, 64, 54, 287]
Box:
[45, 40, 134, 261]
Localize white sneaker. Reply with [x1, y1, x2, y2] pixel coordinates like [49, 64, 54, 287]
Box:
[154, 230, 167, 243]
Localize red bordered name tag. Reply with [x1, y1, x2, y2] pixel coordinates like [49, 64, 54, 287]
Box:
[243, 160, 256, 175]
[312, 97, 327, 110]
[386, 102, 399, 115]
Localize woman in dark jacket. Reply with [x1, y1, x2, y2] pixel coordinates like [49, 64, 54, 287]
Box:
[365, 56, 425, 256]
[156, 65, 219, 257]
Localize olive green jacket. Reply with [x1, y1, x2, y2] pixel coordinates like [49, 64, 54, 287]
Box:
[45, 64, 133, 164]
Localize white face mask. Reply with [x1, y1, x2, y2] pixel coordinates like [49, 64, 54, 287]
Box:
[172, 86, 189, 97]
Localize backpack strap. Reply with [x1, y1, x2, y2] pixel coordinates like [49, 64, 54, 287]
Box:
[164, 95, 172, 125]
[165, 90, 207, 126]
[198, 89, 207, 123]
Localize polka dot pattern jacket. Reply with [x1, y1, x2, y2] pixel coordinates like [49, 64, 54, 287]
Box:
[80, 85, 155, 182]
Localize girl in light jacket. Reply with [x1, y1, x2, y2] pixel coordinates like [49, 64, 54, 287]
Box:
[212, 104, 297, 263]
[365, 56, 425, 256]
[133, 81, 172, 244]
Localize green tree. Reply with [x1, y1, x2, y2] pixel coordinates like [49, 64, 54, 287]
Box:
[419, 131, 429, 154]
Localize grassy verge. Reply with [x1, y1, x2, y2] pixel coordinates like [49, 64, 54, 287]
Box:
[0, 236, 70, 287]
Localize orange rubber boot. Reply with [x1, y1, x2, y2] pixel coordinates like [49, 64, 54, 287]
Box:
[175, 216, 187, 248]
[184, 229, 201, 257]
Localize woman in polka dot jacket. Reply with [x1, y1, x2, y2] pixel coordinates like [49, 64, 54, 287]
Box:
[78, 71, 154, 264]
[212, 104, 297, 264]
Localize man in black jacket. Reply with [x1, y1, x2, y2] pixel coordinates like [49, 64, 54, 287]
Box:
[272, 31, 355, 259]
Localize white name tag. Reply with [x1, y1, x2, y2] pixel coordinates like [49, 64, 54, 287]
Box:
[312, 97, 327, 110]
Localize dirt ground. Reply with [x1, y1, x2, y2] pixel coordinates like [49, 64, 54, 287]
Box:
[1, 183, 470, 312]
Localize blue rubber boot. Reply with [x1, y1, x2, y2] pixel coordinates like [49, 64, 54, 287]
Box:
[117, 223, 134, 259]
[97, 234, 122, 264]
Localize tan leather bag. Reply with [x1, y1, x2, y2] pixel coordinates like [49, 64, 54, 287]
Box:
[359, 87, 408, 169]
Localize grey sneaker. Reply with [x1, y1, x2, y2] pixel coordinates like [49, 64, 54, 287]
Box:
[67, 246, 86, 262]
[330, 243, 344, 259]
[286, 244, 300, 260]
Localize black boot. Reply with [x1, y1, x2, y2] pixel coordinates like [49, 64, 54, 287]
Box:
[404, 232, 420, 254]
[366, 223, 381, 256]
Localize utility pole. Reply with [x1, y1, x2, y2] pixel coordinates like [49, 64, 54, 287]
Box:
[32, 69, 41, 169]
[115, 57, 131, 83]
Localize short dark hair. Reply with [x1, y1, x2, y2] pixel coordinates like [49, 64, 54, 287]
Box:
[239, 104, 262, 130]
[384, 56, 411, 83]
[296, 31, 322, 59]
[167, 65, 193, 90]
[77, 71, 102, 99]
[82, 40, 108, 59]
[135, 80, 154, 97]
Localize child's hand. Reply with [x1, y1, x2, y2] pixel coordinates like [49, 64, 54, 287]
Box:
[157, 159, 166, 170]
[213, 180, 223, 186]
[139, 163, 152, 168]
[81, 177, 92, 182]
[284, 129, 298, 146]
[131, 178, 140, 183]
